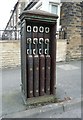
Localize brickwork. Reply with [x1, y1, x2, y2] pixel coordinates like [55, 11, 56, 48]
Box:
[81, 3, 83, 41]
[56, 39, 67, 62]
[81, 2, 83, 60]
[60, 2, 82, 61]
[0, 40, 66, 68]
[0, 40, 21, 68]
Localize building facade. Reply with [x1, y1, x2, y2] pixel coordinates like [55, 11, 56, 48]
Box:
[2, 0, 61, 40]
[60, 2, 83, 60]
[29, 0, 61, 32]
[2, 0, 28, 40]
[1, 0, 83, 61]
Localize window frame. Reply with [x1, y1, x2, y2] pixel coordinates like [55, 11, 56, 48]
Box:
[49, 2, 59, 15]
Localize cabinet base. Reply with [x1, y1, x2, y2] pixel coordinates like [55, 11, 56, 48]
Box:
[21, 92, 57, 106]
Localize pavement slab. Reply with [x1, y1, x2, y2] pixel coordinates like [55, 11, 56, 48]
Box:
[0, 60, 82, 118]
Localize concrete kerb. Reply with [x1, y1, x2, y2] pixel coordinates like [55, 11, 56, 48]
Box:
[3, 97, 82, 118]
[63, 97, 82, 112]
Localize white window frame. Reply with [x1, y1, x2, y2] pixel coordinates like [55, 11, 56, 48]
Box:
[49, 2, 59, 15]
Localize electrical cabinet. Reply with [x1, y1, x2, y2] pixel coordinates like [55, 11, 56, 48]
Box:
[20, 10, 58, 102]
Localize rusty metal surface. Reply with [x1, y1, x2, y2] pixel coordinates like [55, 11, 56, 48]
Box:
[33, 55, 39, 97]
[39, 55, 45, 96]
[21, 21, 28, 99]
[45, 55, 51, 95]
[20, 10, 58, 100]
[27, 55, 33, 98]
[50, 25, 56, 95]
[20, 10, 58, 19]
[19, 10, 58, 23]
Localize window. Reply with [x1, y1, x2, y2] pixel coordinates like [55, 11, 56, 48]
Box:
[51, 4, 58, 15]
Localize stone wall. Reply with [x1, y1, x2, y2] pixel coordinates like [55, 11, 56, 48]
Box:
[60, 2, 82, 60]
[56, 39, 67, 62]
[81, 2, 83, 60]
[0, 40, 21, 68]
[0, 40, 67, 68]
[81, 1, 83, 37]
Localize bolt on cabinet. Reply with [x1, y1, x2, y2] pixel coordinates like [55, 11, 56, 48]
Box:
[20, 10, 58, 102]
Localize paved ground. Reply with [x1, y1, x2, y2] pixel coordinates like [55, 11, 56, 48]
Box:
[56, 60, 81, 100]
[0, 60, 82, 118]
[27, 105, 81, 118]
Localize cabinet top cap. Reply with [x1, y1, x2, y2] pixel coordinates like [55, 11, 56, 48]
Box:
[19, 10, 58, 23]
